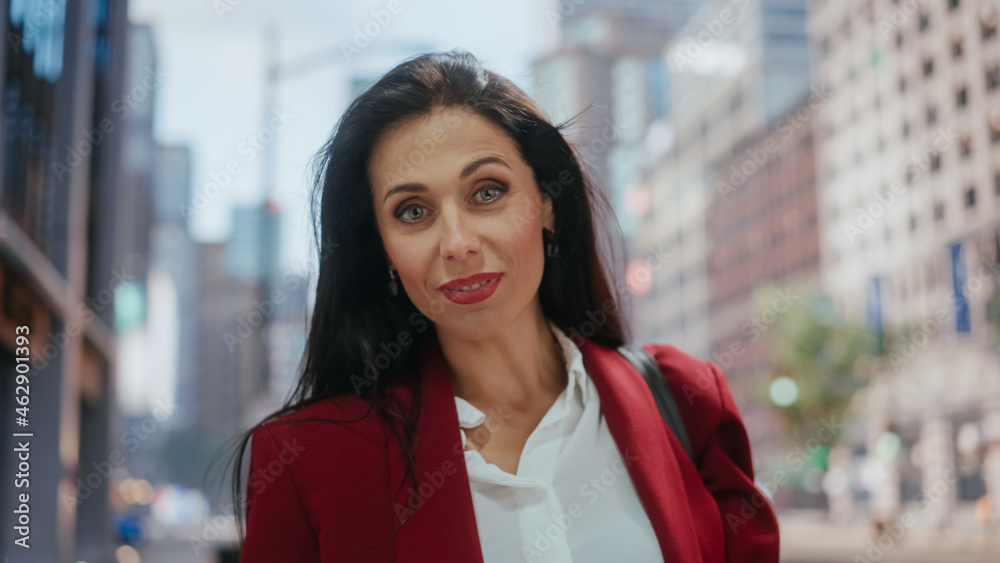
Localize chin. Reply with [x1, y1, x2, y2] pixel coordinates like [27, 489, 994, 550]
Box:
[440, 308, 511, 338]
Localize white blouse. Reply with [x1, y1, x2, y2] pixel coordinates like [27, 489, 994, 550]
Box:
[454, 320, 665, 563]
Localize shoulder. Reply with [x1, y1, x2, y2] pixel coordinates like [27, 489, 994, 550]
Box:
[249, 393, 388, 465]
[640, 343, 725, 408]
[640, 343, 745, 459]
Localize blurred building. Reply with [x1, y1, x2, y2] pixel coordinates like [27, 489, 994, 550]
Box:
[705, 96, 821, 448]
[227, 200, 282, 286]
[224, 198, 311, 431]
[242, 268, 310, 430]
[808, 0, 1000, 528]
[630, 0, 812, 360]
[0, 1, 136, 561]
[150, 143, 200, 427]
[196, 239, 266, 444]
[532, 0, 708, 272]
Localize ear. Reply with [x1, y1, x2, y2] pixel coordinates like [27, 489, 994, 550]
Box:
[541, 193, 555, 232]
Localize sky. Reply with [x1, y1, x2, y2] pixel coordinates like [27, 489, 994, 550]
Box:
[128, 0, 559, 275]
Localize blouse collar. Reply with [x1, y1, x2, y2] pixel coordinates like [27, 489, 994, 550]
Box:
[453, 319, 592, 437]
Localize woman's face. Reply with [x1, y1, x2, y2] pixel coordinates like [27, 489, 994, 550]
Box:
[369, 107, 555, 339]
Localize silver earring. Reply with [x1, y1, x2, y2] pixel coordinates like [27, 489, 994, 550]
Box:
[388, 267, 399, 296]
[544, 229, 559, 258]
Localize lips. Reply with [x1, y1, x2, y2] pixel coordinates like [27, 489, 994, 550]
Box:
[438, 272, 503, 305]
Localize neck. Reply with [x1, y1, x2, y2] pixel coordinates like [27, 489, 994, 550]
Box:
[435, 302, 567, 413]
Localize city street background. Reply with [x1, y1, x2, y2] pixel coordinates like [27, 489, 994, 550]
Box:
[1, 0, 999, 561]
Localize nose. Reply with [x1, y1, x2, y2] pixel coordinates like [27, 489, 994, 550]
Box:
[439, 205, 479, 261]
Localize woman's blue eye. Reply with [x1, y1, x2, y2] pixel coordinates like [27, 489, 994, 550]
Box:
[477, 184, 506, 202]
[400, 206, 425, 221]
[395, 184, 505, 223]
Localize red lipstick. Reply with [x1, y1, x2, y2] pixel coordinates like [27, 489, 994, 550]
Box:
[437, 272, 503, 305]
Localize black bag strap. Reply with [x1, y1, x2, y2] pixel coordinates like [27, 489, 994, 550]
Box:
[617, 345, 695, 464]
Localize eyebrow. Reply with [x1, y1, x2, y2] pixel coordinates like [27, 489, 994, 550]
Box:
[381, 156, 511, 203]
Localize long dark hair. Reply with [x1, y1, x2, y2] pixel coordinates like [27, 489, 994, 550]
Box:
[225, 49, 629, 547]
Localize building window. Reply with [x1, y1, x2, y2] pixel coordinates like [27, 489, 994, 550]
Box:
[966, 186, 976, 208]
[910, 215, 918, 231]
[953, 37, 965, 58]
[903, 121, 910, 138]
[960, 134, 973, 157]
[896, 32, 904, 48]
[931, 153, 941, 170]
[957, 86, 968, 107]
[995, 172, 1000, 195]
[949, 0, 960, 10]
[934, 201, 945, 221]
[983, 8, 998, 40]
[919, 11, 930, 31]
[988, 64, 1000, 90]
[923, 58, 934, 77]
[899, 76, 907, 92]
[926, 105, 937, 124]
[992, 109, 1000, 142]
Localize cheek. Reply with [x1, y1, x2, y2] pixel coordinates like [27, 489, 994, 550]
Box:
[502, 201, 546, 274]
[381, 234, 429, 289]
[509, 198, 546, 251]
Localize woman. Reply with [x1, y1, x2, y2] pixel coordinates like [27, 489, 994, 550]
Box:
[232, 50, 779, 562]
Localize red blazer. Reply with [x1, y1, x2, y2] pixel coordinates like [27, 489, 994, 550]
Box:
[240, 320, 780, 562]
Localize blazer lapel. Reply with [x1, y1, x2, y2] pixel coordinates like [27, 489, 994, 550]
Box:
[388, 321, 704, 562]
[390, 328, 485, 563]
[558, 319, 704, 562]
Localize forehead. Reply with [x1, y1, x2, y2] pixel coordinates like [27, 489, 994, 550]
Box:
[368, 108, 523, 192]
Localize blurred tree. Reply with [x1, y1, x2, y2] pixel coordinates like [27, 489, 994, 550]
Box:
[753, 283, 875, 446]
